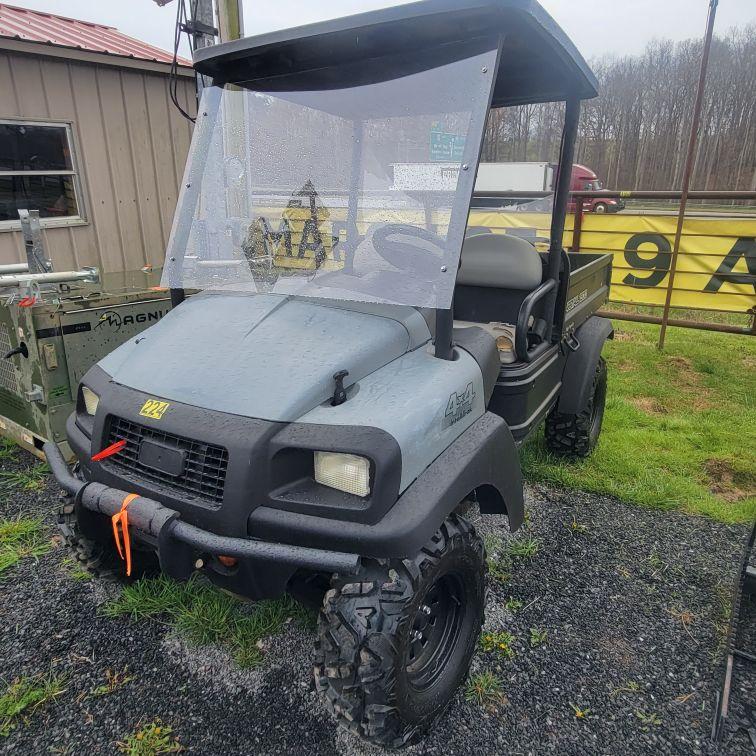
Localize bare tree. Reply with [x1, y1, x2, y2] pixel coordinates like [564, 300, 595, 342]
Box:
[482, 25, 756, 192]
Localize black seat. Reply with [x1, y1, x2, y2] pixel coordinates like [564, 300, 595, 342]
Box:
[458, 233, 542, 291]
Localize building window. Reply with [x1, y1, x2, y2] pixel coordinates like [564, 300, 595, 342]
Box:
[0, 120, 84, 228]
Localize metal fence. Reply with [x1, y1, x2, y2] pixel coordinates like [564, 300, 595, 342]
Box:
[570, 190, 756, 336]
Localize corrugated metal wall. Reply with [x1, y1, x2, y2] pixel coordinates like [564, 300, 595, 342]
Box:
[0, 50, 195, 272]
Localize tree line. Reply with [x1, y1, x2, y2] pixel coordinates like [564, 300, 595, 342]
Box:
[481, 25, 756, 192]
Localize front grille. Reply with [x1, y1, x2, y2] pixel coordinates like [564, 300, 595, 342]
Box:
[104, 416, 229, 505]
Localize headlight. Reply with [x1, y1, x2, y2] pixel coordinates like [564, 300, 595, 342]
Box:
[314, 451, 371, 497]
[81, 386, 100, 416]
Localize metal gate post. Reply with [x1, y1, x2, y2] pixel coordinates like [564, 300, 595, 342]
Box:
[658, 0, 719, 350]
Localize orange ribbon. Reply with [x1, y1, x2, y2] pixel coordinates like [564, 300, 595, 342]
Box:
[112, 493, 139, 576]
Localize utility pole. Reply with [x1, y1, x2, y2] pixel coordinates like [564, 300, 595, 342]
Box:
[215, 0, 244, 42]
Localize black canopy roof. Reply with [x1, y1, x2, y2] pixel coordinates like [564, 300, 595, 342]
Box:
[193, 0, 598, 107]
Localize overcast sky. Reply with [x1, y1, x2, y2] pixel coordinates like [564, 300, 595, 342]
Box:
[7, 0, 756, 60]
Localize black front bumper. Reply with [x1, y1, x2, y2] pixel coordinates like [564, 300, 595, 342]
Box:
[46, 441, 360, 594]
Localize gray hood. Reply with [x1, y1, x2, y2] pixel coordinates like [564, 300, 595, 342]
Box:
[98, 293, 430, 422]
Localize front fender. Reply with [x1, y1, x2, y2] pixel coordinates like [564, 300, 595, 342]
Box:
[248, 411, 524, 559]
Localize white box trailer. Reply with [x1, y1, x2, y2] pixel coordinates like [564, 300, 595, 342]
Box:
[474, 162, 554, 192]
[391, 162, 554, 193]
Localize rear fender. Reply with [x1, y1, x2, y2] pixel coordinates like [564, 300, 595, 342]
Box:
[558, 316, 613, 414]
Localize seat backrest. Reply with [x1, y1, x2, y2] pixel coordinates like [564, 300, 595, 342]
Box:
[457, 232, 542, 290]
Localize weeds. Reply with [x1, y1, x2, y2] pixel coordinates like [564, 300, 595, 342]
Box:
[504, 597, 523, 613]
[103, 575, 307, 667]
[0, 465, 49, 492]
[566, 516, 588, 535]
[92, 668, 133, 697]
[666, 607, 696, 641]
[62, 557, 92, 582]
[0, 440, 18, 460]
[508, 537, 540, 560]
[570, 702, 591, 719]
[0, 517, 51, 577]
[0, 673, 65, 737]
[117, 719, 183, 755]
[529, 627, 547, 647]
[481, 630, 516, 659]
[465, 672, 505, 709]
[484, 534, 511, 584]
[611, 681, 641, 698]
[635, 710, 662, 730]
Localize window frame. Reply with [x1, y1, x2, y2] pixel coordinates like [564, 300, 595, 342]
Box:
[0, 117, 88, 232]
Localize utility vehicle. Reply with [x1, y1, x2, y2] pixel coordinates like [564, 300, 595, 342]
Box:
[47, 0, 613, 747]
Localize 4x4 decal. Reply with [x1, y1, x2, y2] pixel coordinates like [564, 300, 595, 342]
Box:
[444, 383, 475, 428]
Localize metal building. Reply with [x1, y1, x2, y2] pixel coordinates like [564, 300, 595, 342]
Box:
[0, 4, 196, 273]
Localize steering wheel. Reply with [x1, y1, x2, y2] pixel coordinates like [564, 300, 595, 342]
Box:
[370, 224, 446, 277]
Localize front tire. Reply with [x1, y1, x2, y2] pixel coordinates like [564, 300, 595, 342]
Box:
[593, 202, 608, 213]
[314, 514, 486, 748]
[545, 356, 607, 458]
[58, 485, 159, 580]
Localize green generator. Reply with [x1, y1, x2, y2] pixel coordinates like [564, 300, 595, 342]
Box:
[0, 269, 173, 460]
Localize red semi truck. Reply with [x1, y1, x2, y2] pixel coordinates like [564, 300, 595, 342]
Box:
[474, 161, 623, 213]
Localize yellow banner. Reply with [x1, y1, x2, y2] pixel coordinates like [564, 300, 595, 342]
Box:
[469, 211, 756, 313]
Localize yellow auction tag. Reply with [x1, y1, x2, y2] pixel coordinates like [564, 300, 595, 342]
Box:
[139, 399, 170, 420]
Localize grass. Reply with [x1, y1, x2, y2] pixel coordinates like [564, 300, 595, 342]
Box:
[484, 534, 511, 583]
[481, 630, 516, 659]
[0, 464, 49, 492]
[507, 537, 540, 559]
[522, 322, 756, 524]
[465, 672, 506, 709]
[0, 517, 51, 577]
[103, 575, 312, 668]
[0, 440, 19, 461]
[635, 710, 663, 730]
[0, 673, 65, 737]
[117, 719, 183, 755]
[62, 556, 93, 582]
[529, 627, 547, 647]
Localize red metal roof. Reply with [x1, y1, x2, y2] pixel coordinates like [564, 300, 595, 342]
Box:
[0, 3, 192, 67]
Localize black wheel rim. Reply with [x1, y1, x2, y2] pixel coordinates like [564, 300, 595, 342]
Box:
[405, 573, 465, 691]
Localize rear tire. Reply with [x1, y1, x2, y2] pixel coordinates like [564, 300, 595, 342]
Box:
[314, 514, 486, 748]
[593, 202, 608, 213]
[545, 356, 607, 458]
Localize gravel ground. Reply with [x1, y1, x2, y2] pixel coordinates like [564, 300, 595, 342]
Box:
[0, 449, 754, 755]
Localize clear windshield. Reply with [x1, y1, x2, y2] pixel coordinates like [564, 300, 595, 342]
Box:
[162, 41, 498, 308]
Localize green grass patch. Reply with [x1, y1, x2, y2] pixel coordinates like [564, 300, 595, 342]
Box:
[0, 464, 49, 492]
[0, 673, 65, 737]
[465, 671, 506, 709]
[103, 575, 312, 668]
[0, 440, 19, 461]
[522, 322, 756, 524]
[117, 719, 183, 755]
[0, 517, 51, 577]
